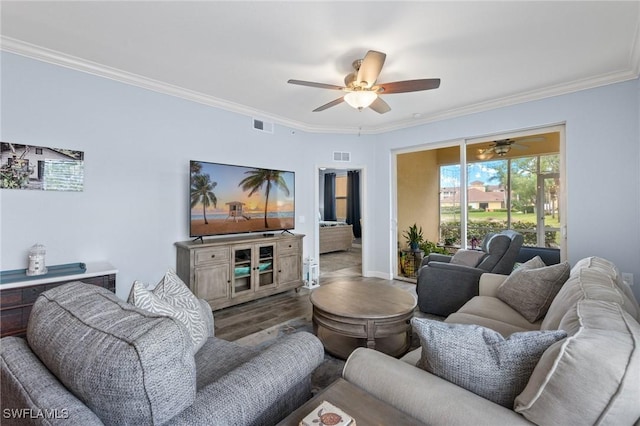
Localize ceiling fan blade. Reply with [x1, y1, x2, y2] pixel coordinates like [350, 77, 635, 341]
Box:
[378, 78, 441, 94]
[313, 97, 344, 112]
[357, 50, 386, 88]
[369, 97, 391, 114]
[512, 136, 546, 148]
[288, 79, 345, 91]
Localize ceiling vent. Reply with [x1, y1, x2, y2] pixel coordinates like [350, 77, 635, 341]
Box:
[333, 151, 351, 162]
[252, 118, 274, 133]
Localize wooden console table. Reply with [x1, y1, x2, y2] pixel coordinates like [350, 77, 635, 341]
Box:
[0, 261, 117, 337]
[175, 233, 303, 311]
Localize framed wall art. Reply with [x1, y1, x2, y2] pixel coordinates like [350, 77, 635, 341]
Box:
[1, 142, 84, 191]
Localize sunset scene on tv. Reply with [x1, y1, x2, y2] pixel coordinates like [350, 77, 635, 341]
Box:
[190, 161, 295, 237]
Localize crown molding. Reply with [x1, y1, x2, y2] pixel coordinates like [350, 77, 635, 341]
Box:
[2, 36, 639, 136]
[0, 37, 308, 128]
[368, 67, 640, 135]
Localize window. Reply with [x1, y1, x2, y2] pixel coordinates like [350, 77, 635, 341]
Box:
[396, 129, 563, 261]
[440, 153, 561, 248]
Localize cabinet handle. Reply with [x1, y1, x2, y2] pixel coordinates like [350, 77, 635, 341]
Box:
[288, 244, 292, 248]
[211, 254, 215, 258]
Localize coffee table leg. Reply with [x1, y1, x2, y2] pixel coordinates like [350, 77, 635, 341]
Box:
[366, 320, 376, 349]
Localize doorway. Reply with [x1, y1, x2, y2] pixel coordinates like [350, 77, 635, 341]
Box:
[317, 167, 364, 278]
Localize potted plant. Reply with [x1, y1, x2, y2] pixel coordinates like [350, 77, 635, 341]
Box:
[420, 240, 449, 255]
[403, 223, 424, 251]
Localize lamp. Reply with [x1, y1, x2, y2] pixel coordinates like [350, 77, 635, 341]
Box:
[344, 91, 378, 110]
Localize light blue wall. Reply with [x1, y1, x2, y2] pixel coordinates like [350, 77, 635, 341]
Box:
[370, 79, 640, 301]
[0, 53, 372, 298]
[2, 52, 639, 301]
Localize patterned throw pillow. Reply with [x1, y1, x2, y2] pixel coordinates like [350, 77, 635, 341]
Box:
[129, 269, 208, 353]
[497, 257, 570, 322]
[411, 318, 567, 408]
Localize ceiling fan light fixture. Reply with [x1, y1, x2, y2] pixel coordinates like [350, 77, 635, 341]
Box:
[344, 91, 378, 110]
[494, 145, 511, 156]
[476, 149, 492, 160]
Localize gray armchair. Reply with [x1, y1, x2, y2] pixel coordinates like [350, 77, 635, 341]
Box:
[1, 282, 324, 426]
[416, 230, 523, 316]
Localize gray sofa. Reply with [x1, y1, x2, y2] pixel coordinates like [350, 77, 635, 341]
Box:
[344, 256, 640, 425]
[1, 281, 325, 426]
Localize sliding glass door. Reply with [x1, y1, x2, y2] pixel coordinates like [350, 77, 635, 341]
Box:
[396, 129, 564, 275]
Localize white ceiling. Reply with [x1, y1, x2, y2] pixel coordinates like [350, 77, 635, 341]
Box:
[2, 1, 639, 134]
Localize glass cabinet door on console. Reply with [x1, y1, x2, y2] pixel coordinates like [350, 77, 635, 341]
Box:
[232, 245, 253, 296]
[256, 244, 276, 291]
[231, 243, 276, 297]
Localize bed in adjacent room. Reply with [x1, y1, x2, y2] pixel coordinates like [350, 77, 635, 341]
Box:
[319, 221, 354, 254]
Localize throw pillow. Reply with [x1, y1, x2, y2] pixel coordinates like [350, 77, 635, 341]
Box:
[497, 259, 570, 323]
[129, 269, 208, 353]
[516, 255, 546, 270]
[411, 318, 567, 408]
[449, 249, 486, 267]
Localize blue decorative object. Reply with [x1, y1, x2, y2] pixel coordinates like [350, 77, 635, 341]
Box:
[233, 262, 272, 278]
[1, 263, 87, 285]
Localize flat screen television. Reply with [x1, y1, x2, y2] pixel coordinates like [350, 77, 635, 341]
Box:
[190, 160, 295, 238]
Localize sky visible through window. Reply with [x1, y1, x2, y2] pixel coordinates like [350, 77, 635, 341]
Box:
[441, 160, 504, 187]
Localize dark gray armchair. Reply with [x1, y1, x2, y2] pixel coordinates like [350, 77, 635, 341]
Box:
[416, 230, 524, 316]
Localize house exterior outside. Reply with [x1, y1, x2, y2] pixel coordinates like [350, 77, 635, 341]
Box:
[441, 181, 506, 211]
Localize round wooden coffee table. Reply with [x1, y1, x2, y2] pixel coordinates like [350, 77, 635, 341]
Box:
[310, 281, 417, 360]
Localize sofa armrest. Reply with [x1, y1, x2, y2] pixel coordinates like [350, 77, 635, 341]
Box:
[343, 348, 533, 426]
[169, 332, 325, 426]
[479, 273, 509, 297]
[420, 253, 452, 268]
[416, 262, 488, 316]
[1, 337, 105, 425]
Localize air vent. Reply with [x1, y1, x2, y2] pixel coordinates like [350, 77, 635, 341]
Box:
[252, 118, 274, 133]
[333, 151, 351, 162]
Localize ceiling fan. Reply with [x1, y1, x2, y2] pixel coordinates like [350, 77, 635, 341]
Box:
[287, 50, 440, 114]
[476, 137, 545, 159]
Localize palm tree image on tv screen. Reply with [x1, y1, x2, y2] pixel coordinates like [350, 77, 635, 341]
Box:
[190, 161, 295, 237]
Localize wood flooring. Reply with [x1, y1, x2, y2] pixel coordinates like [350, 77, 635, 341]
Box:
[214, 245, 424, 342]
[214, 274, 413, 341]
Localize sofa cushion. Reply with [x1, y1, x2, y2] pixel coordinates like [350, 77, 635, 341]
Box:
[571, 256, 640, 320]
[27, 281, 196, 425]
[497, 259, 570, 322]
[450, 296, 542, 332]
[411, 318, 566, 408]
[515, 300, 640, 425]
[541, 267, 639, 331]
[129, 269, 208, 352]
[449, 249, 486, 267]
